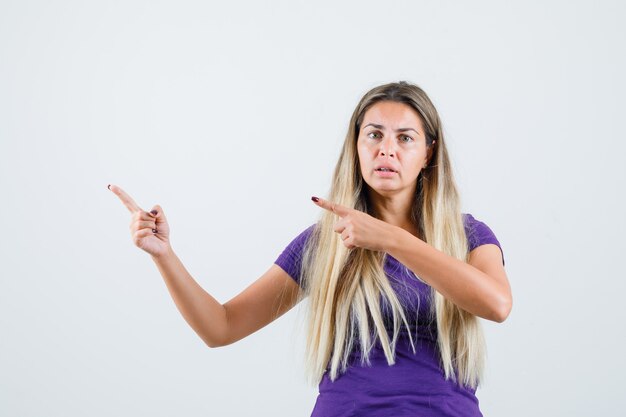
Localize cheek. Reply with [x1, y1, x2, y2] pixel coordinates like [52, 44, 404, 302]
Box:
[356, 147, 374, 181]
[358, 157, 369, 178]
[356, 144, 370, 166]
[409, 149, 428, 164]
[404, 151, 427, 174]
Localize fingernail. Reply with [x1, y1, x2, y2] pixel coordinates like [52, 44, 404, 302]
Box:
[152, 229, 157, 233]
[150, 210, 158, 216]
[311, 196, 319, 202]
[107, 184, 111, 190]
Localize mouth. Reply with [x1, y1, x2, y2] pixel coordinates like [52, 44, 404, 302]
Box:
[374, 168, 397, 177]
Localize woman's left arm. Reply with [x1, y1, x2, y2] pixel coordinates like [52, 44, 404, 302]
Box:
[311, 197, 512, 323]
[385, 226, 512, 323]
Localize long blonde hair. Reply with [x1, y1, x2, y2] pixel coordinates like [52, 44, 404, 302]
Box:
[296, 81, 485, 389]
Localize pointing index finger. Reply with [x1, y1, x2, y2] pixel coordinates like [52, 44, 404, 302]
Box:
[311, 196, 350, 216]
[108, 184, 143, 213]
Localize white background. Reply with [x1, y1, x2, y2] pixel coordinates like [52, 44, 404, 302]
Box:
[1, 0, 624, 416]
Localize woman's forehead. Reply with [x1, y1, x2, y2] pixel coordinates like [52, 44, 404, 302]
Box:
[361, 101, 424, 130]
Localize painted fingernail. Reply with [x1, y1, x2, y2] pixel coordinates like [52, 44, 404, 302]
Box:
[152, 229, 157, 233]
[311, 196, 319, 202]
[150, 210, 158, 215]
[107, 184, 111, 190]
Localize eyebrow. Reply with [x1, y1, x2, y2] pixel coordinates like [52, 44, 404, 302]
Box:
[363, 123, 420, 136]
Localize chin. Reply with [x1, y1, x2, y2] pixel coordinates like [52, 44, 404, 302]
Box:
[365, 182, 399, 195]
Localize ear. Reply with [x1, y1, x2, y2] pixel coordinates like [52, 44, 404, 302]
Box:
[425, 140, 436, 166]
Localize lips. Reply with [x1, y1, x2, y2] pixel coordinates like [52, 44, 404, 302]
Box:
[374, 165, 398, 172]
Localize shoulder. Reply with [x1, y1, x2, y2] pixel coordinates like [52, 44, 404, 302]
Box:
[273, 223, 318, 284]
[287, 223, 317, 249]
[280, 222, 317, 254]
[462, 213, 505, 266]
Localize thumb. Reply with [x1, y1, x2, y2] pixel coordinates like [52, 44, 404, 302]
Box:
[148, 205, 166, 223]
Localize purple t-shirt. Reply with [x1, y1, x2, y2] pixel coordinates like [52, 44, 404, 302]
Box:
[274, 213, 504, 417]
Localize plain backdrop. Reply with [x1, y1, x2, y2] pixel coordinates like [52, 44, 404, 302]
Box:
[1, 0, 625, 416]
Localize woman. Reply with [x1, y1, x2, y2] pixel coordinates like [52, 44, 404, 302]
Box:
[109, 81, 512, 416]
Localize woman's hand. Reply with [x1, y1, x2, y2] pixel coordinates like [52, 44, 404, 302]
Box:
[311, 196, 394, 252]
[109, 184, 172, 257]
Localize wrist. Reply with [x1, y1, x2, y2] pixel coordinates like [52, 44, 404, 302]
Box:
[382, 224, 404, 253]
[152, 245, 175, 261]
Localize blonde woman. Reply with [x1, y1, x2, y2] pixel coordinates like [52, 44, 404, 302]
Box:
[110, 81, 512, 416]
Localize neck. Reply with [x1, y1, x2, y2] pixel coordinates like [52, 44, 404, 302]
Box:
[366, 188, 419, 236]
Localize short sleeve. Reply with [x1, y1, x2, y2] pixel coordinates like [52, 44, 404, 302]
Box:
[274, 224, 316, 286]
[463, 213, 505, 266]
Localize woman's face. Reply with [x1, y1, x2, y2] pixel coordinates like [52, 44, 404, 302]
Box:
[357, 100, 431, 197]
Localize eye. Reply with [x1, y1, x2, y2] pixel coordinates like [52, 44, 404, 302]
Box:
[400, 135, 413, 143]
[367, 131, 382, 139]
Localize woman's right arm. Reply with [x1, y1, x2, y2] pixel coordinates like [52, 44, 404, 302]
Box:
[152, 249, 302, 348]
[151, 248, 228, 347]
[109, 184, 302, 348]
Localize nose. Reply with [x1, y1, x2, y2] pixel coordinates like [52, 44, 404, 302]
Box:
[378, 136, 396, 157]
